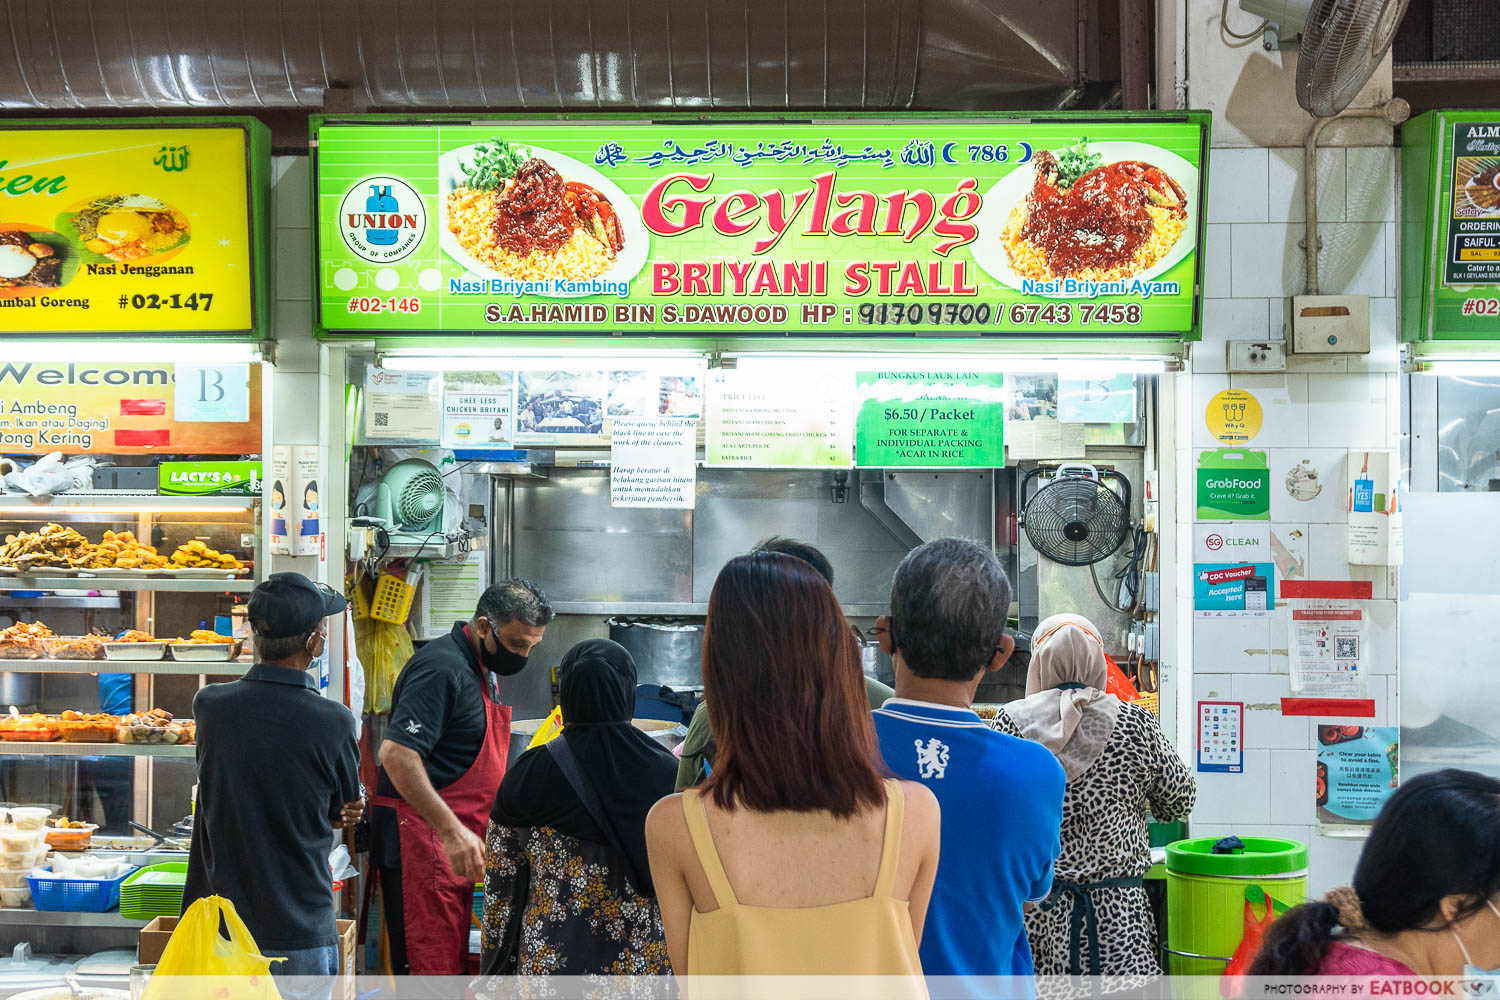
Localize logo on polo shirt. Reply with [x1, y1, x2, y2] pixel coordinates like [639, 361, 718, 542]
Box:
[915, 737, 950, 779]
[404, 721, 421, 735]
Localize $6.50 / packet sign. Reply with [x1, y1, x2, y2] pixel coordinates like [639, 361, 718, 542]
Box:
[855, 372, 1004, 467]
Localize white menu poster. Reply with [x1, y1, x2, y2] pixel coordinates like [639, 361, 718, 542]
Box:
[610, 417, 697, 508]
[705, 368, 853, 468]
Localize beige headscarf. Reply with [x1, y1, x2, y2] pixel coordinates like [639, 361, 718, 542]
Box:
[1003, 613, 1122, 779]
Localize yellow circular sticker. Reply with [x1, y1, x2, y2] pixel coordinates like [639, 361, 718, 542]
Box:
[1206, 389, 1263, 445]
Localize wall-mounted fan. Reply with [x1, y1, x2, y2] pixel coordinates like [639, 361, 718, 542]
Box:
[373, 458, 446, 539]
[1239, 0, 1410, 116]
[1019, 463, 1132, 567]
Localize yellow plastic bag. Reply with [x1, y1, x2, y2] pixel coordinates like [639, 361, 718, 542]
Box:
[526, 706, 564, 749]
[143, 895, 282, 1000]
[355, 615, 415, 715]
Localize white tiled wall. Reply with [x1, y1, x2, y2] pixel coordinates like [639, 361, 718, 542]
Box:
[1186, 145, 1400, 897]
[268, 155, 319, 578]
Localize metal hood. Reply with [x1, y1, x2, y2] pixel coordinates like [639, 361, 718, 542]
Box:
[0, 0, 1085, 111]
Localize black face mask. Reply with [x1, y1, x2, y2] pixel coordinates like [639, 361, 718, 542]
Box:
[480, 633, 530, 677]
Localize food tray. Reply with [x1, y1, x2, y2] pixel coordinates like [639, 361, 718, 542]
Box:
[57, 722, 118, 744]
[168, 643, 237, 662]
[118, 862, 186, 920]
[46, 638, 105, 661]
[116, 721, 193, 746]
[171, 568, 246, 578]
[28, 865, 137, 912]
[0, 730, 58, 742]
[102, 642, 167, 661]
[0, 642, 46, 660]
[44, 825, 96, 851]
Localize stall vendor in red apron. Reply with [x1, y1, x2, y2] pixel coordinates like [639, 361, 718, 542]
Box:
[373, 579, 553, 975]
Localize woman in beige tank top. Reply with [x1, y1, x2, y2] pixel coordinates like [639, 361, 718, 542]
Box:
[646, 552, 940, 980]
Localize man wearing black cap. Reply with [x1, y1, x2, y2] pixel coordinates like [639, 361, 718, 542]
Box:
[184, 572, 362, 996]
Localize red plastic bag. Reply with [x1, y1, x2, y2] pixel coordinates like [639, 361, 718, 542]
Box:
[1104, 653, 1140, 701]
[1221, 894, 1277, 996]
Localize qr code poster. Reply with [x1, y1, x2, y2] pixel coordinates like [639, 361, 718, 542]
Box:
[1290, 603, 1368, 697]
[361, 366, 441, 444]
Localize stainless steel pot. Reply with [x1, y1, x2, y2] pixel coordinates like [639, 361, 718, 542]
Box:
[606, 617, 704, 689]
[0, 672, 41, 711]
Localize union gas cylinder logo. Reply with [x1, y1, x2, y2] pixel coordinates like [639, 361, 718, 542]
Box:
[338, 176, 426, 264]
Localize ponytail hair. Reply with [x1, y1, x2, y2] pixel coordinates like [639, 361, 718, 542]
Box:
[1249, 900, 1342, 975]
[1251, 769, 1500, 976]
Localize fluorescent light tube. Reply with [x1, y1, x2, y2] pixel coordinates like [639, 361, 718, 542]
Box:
[0, 341, 263, 365]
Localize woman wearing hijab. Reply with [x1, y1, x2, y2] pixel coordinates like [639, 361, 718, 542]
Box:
[479, 639, 677, 977]
[991, 613, 1196, 983]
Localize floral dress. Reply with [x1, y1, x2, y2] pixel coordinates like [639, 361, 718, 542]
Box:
[479, 820, 671, 983]
[990, 702, 1196, 989]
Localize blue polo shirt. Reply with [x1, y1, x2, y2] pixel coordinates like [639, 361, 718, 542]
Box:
[873, 698, 1065, 978]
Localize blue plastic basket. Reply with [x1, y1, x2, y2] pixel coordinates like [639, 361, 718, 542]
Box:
[28, 866, 138, 913]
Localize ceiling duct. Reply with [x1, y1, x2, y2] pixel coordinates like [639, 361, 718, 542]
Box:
[0, 0, 1085, 112]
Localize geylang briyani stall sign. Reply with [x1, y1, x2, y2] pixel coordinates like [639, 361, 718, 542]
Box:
[0, 362, 261, 454]
[314, 115, 1207, 337]
[0, 118, 268, 335]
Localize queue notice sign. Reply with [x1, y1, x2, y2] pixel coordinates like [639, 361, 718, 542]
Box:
[854, 372, 1004, 468]
[314, 115, 1207, 337]
[0, 118, 267, 335]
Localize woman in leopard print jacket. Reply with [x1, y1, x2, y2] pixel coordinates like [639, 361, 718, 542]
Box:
[991, 614, 1195, 987]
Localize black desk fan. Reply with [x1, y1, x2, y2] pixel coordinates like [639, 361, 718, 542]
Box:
[1019, 463, 1131, 567]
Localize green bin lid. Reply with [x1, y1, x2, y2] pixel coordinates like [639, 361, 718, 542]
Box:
[1165, 836, 1308, 877]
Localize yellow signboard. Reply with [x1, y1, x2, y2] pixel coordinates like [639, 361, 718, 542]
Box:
[0, 361, 261, 455]
[0, 121, 264, 334]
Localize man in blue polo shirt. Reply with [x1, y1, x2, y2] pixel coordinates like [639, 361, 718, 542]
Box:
[873, 538, 1065, 982]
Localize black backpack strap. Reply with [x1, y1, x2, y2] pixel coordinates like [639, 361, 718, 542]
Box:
[546, 736, 647, 892]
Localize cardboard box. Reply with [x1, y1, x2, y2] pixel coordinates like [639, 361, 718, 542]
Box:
[137, 915, 179, 967]
[139, 915, 357, 995]
[336, 918, 357, 1000]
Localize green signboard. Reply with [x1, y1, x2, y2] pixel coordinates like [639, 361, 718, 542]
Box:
[1403, 111, 1500, 342]
[159, 460, 262, 495]
[1196, 449, 1269, 520]
[313, 114, 1208, 338]
[855, 372, 1004, 467]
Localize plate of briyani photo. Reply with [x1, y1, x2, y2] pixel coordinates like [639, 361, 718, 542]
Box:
[0, 228, 75, 295]
[59, 194, 190, 262]
[437, 140, 647, 296]
[970, 140, 1198, 293]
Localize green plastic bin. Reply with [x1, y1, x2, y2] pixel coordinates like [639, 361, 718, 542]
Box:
[1164, 837, 1307, 976]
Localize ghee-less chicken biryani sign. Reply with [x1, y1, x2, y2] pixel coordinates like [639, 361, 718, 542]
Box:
[0, 120, 264, 334]
[315, 116, 1207, 336]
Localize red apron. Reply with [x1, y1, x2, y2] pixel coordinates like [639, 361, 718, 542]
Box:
[387, 678, 510, 974]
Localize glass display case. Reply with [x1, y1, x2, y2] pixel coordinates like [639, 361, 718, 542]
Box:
[0, 491, 259, 934]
